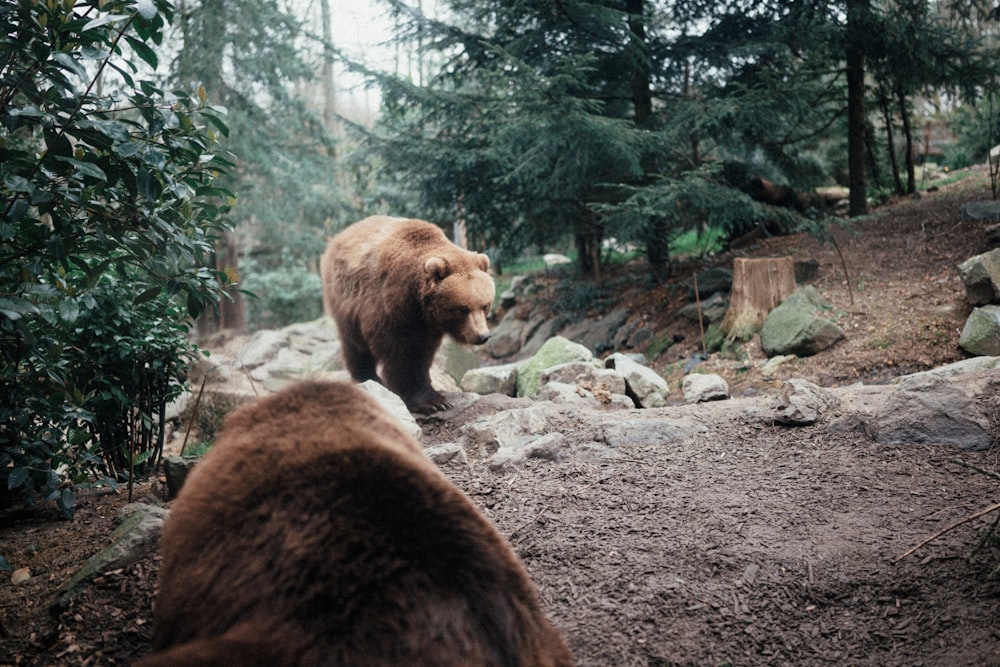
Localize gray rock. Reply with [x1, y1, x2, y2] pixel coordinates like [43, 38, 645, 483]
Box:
[535, 381, 604, 408]
[760, 287, 845, 357]
[53, 503, 167, 612]
[600, 417, 706, 447]
[761, 354, 796, 379]
[901, 356, 1000, 381]
[540, 361, 627, 396]
[771, 379, 839, 426]
[959, 305, 1000, 356]
[163, 456, 197, 499]
[423, 443, 468, 466]
[437, 339, 482, 386]
[868, 374, 992, 450]
[682, 373, 730, 403]
[489, 432, 571, 470]
[236, 329, 289, 370]
[688, 267, 733, 299]
[460, 404, 555, 456]
[358, 380, 422, 442]
[577, 307, 631, 355]
[487, 309, 541, 358]
[960, 200, 1000, 222]
[519, 316, 561, 359]
[625, 327, 654, 349]
[679, 292, 729, 324]
[516, 336, 593, 398]
[957, 248, 1000, 306]
[460, 362, 519, 396]
[605, 353, 669, 408]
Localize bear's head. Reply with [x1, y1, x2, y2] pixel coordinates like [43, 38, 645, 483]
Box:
[423, 253, 495, 345]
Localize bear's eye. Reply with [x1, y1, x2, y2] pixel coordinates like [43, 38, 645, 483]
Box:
[458, 306, 471, 316]
[482, 305, 490, 315]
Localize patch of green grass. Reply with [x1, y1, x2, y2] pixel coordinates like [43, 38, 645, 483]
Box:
[670, 227, 726, 257]
[182, 439, 214, 459]
[869, 338, 891, 350]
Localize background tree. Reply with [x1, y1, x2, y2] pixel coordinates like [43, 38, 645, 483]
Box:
[355, 0, 999, 280]
[171, 0, 353, 329]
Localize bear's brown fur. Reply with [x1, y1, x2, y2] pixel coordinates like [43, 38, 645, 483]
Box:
[137, 381, 573, 667]
[320, 216, 495, 413]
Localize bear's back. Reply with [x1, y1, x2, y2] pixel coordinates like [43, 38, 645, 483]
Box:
[142, 381, 573, 667]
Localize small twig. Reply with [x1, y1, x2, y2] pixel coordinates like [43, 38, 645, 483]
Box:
[950, 457, 1000, 482]
[179, 370, 214, 457]
[693, 271, 707, 357]
[240, 364, 260, 397]
[829, 229, 855, 307]
[895, 501, 1000, 562]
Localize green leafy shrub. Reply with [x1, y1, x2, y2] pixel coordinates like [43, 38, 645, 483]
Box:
[1, 0, 234, 515]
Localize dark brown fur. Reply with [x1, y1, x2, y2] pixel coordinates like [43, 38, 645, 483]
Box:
[137, 381, 573, 667]
[320, 216, 495, 413]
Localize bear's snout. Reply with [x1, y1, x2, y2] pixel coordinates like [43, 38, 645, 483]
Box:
[474, 331, 491, 345]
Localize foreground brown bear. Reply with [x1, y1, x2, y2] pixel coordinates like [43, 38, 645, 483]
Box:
[137, 381, 573, 667]
[320, 216, 496, 412]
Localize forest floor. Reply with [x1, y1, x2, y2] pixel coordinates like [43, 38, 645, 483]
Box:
[2, 167, 1000, 666]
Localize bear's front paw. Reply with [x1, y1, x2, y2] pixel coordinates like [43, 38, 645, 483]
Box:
[408, 390, 450, 414]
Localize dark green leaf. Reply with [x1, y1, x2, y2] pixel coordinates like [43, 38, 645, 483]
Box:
[7, 467, 28, 491]
[51, 52, 88, 83]
[133, 286, 162, 305]
[59, 298, 80, 324]
[56, 157, 108, 181]
[56, 488, 75, 519]
[81, 14, 129, 32]
[125, 35, 158, 69]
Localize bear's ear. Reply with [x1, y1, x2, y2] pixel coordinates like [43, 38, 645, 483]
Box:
[476, 253, 490, 272]
[424, 256, 449, 280]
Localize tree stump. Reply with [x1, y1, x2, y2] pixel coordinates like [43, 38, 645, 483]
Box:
[720, 256, 797, 340]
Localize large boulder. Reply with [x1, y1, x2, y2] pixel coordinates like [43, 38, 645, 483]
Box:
[516, 336, 593, 398]
[957, 248, 1000, 306]
[960, 200, 1000, 222]
[358, 380, 422, 442]
[867, 374, 993, 450]
[760, 287, 845, 357]
[959, 305, 1000, 356]
[487, 308, 545, 358]
[559, 308, 631, 356]
[461, 362, 519, 396]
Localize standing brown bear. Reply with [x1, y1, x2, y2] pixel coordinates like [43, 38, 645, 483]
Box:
[320, 216, 496, 413]
[137, 381, 574, 667]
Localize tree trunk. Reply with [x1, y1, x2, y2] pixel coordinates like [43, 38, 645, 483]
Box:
[197, 232, 245, 336]
[720, 257, 797, 340]
[319, 0, 341, 148]
[896, 84, 916, 194]
[878, 79, 904, 195]
[846, 0, 869, 217]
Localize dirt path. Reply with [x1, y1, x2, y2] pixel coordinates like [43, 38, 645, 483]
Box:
[3, 396, 999, 666]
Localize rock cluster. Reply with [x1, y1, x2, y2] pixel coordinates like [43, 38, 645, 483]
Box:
[958, 247, 1000, 356]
